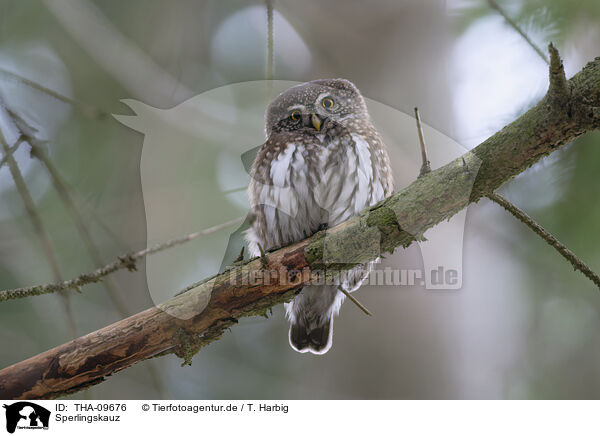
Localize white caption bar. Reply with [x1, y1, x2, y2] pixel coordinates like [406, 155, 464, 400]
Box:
[1, 400, 597, 435]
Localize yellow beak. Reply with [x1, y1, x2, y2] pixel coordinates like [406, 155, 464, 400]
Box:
[311, 113, 322, 131]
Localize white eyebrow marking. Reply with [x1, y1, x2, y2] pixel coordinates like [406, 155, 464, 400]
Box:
[338, 113, 358, 122]
[287, 104, 306, 112]
[315, 92, 330, 104]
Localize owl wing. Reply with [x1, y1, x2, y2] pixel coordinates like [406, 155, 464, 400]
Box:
[365, 126, 394, 199]
[246, 134, 308, 253]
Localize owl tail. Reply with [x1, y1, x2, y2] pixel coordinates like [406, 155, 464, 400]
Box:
[289, 316, 334, 355]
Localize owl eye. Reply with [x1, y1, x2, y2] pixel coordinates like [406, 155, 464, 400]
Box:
[290, 110, 301, 121]
[322, 97, 335, 109]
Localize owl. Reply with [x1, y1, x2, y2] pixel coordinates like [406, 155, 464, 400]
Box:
[246, 78, 394, 354]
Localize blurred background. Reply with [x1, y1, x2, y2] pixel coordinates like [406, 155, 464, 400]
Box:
[0, 0, 599, 399]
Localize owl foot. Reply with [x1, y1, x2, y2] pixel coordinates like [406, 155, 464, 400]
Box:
[317, 222, 329, 231]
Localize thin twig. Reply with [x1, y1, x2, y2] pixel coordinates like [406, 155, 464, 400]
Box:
[0, 217, 244, 301]
[67, 189, 131, 251]
[488, 193, 600, 288]
[0, 67, 108, 119]
[266, 0, 274, 81]
[488, 0, 549, 64]
[0, 135, 25, 170]
[548, 42, 569, 104]
[414, 107, 431, 177]
[36, 146, 131, 313]
[0, 134, 63, 283]
[222, 186, 247, 195]
[73, 195, 130, 251]
[0, 128, 78, 337]
[337, 286, 372, 316]
[6, 108, 126, 251]
[8, 108, 169, 398]
[10, 110, 131, 311]
[139, 217, 244, 257]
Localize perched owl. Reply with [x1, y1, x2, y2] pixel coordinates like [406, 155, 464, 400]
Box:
[246, 78, 394, 354]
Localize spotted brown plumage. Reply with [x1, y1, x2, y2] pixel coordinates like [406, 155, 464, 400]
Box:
[247, 79, 393, 354]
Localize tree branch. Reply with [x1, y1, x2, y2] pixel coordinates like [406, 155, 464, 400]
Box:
[10, 108, 130, 313]
[0, 117, 78, 338]
[414, 107, 431, 177]
[7, 110, 170, 397]
[1, 48, 600, 400]
[266, 0, 274, 81]
[0, 135, 25, 170]
[487, 193, 600, 288]
[488, 0, 550, 64]
[548, 42, 570, 106]
[0, 134, 63, 284]
[0, 217, 243, 301]
[0, 67, 108, 119]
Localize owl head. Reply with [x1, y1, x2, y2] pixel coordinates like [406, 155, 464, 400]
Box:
[265, 78, 369, 136]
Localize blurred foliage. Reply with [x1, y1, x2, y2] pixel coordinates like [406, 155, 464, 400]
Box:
[453, 0, 600, 43]
[500, 132, 600, 398]
[452, 0, 600, 399]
